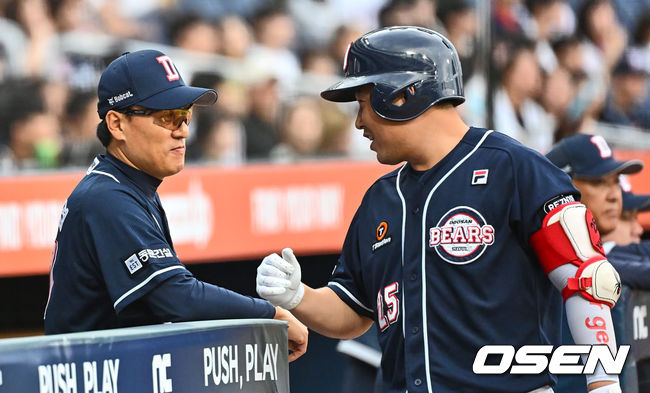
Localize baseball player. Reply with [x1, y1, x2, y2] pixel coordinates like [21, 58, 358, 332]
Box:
[545, 135, 650, 392]
[44, 50, 308, 361]
[256, 27, 623, 392]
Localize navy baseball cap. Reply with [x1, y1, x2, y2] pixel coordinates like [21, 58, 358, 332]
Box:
[620, 175, 650, 212]
[545, 134, 643, 179]
[97, 50, 217, 119]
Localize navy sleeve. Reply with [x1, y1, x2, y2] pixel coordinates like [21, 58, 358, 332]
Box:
[83, 188, 186, 313]
[328, 206, 375, 319]
[608, 242, 650, 290]
[144, 270, 276, 320]
[510, 147, 580, 240]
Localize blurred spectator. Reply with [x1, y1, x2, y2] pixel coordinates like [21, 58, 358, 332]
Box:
[378, 0, 444, 31]
[576, 0, 627, 77]
[242, 75, 281, 160]
[378, 0, 414, 27]
[85, 0, 155, 40]
[168, 14, 221, 54]
[0, 0, 649, 172]
[437, 0, 477, 81]
[554, 71, 607, 141]
[289, 0, 350, 51]
[217, 14, 253, 60]
[4, 0, 60, 77]
[493, 0, 527, 39]
[540, 66, 575, 122]
[58, 90, 103, 167]
[523, 0, 576, 73]
[407, 0, 444, 30]
[632, 11, 650, 57]
[319, 101, 354, 157]
[493, 41, 555, 152]
[329, 25, 364, 75]
[0, 78, 62, 171]
[0, 2, 30, 79]
[270, 97, 325, 162]
[301, 49, 338, 77]
[551, 35, 584, 75]
[188, 111, 245, 165]
[176, 0, 264, 21]
[599, 50, 650, 130]
[245, 5, 301, 94]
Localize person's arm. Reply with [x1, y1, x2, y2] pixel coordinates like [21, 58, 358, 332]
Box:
[145, 270, 276, 320]
[272, 306, 309, 362]
[257, 248, 373, 340]
[531, 203, 622, 392]
[292, 285, 373, 339]
[145, 272, 308, 362]
[608, 242, 650, 290]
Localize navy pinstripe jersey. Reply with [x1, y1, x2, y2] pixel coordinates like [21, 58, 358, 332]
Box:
[43, 153, 274, 334]
[328, 128, 580, 393]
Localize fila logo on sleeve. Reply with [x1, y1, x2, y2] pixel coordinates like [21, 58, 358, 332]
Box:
[471, 169, 489, 185]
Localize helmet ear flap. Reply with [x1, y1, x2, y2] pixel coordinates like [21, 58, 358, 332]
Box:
[370, 82, 437, 122]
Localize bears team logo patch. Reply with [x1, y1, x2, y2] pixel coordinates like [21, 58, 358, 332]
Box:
[429, 206, 494, 264]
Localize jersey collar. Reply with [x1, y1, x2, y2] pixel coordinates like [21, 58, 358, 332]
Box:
[104, 153, 162, 198]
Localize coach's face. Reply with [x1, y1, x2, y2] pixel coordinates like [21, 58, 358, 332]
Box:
[354, 85, 409, 165]
[573, 173, 622, 236]
[107, 106, 189, 180]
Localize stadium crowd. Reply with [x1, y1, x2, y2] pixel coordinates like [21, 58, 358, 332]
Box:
[0, 0, 649, 173]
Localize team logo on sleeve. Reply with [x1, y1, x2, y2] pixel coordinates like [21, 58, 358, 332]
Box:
[372, 221, 392, 252]
[429, 206, 494, 264]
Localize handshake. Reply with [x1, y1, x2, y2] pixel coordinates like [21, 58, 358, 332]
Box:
[256, 248, 305, 310]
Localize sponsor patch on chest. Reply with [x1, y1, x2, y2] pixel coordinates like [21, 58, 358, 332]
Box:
[429, 206, 494, 264]
[372, 221, 392, 252]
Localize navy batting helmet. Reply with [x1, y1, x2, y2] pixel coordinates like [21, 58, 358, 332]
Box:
[321, 26, 464, 121]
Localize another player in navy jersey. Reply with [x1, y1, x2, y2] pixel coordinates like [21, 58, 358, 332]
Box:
[256, 27, 623, 392]
[44, 50, 308, 361]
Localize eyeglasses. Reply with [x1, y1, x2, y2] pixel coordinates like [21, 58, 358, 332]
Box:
[118, 106, 192, 131]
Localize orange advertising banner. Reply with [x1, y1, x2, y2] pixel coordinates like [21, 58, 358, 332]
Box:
[0, 161, 391, 277]
[2, 149, 650, 278]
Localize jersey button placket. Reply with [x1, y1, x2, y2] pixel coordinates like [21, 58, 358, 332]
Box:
[414, 378, 422, 386]
[411, 326, 419, 334]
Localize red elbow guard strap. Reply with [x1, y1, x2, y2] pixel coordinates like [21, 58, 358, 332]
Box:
[561, 255, 622, 307]
[530, 202, 605, 275]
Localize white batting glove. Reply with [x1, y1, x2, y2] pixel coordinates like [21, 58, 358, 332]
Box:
[256, 248, 305, 310]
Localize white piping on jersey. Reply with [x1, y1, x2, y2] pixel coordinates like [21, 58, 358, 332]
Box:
[114, 265, 185, 309]
[151, 213, 162, 231]
[89, 170, 120, 183]
[416, 130, 493, 393]
[43, 241, 59, 320]
[336, 339, 382, 368]
[328, 281, 374, 313]
[396, 164, 408, 338]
